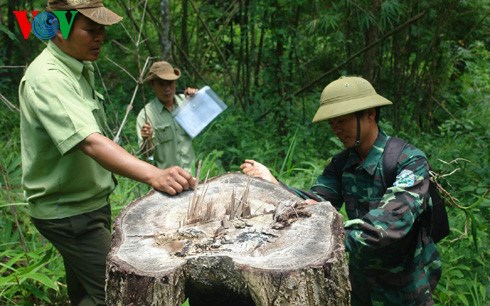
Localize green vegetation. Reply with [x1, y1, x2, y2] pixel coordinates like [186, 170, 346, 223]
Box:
[1, 0, 489, 304]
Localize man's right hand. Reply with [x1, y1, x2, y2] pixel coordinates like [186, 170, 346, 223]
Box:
[150, 166, 196, 195]
[80, 133, 195, 195]
[141, 123, 153, 139]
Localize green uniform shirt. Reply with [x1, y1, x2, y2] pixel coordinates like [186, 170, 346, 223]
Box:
[19, 41, 116, 220]
[293, 130, 441, 305]
[136, 96, 195, 172]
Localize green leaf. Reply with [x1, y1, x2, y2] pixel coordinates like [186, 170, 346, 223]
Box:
[478, 283, 486, 302]
[0, 24, 18, 42]
[24, 272, 59, 290]
[479, 198, 490, 208]
[457, 293, 470, 305]
[0, 253, 23, 273]
[476, 187, 489, 195]
[0, 274, 16, 286]
[460, 186, 477, 192]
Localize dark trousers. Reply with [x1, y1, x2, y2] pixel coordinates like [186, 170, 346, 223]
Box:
[32, 205, 112, 306]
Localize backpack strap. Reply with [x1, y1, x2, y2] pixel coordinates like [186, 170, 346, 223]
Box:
[382, 136, 450, 242]
[382, 137, 408, 188]
[329, 148, 352, 183]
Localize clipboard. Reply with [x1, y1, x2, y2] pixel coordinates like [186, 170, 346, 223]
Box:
[173, 86, 227, 138]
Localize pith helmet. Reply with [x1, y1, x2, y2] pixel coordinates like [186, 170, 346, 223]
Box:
[312, 76, 393, 123]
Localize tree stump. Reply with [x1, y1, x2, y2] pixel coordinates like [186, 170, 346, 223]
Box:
[106, 173, 350, 306]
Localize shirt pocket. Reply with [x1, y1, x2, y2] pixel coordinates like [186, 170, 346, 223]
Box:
[155, 124, 174, 144]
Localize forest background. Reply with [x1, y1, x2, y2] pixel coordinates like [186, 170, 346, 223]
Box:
[0, 0, 489, 305]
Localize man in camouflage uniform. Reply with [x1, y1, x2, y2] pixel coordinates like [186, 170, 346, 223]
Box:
[241, 76, 441, 305]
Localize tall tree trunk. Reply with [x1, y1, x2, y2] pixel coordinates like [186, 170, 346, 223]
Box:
[235, 0, 252, 107]
[391, 31, 404, 132]
[253, 9, 266, 89]
[362, 0, 381, 81]
[181, 0, 189, 61]
[160, 0, 172, 61]
[236, 0, 244, 108]
[243, 0, 251, 107]
[5, 0, 15, 67]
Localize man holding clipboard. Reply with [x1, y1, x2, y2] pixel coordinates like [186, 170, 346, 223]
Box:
[137, 61, 198, 172]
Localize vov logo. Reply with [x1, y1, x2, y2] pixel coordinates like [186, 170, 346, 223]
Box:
[13, 10, 78, 40]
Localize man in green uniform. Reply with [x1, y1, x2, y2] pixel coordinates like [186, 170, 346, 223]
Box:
[241, 76, 441, 305]
[19, 1, 195, 304]
[137, 61, 197, 172]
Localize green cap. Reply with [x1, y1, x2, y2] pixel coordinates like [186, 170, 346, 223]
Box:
[312, 76, 392, 123]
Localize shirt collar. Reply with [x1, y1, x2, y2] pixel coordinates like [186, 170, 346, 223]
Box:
[155, 95, 184, 114]
[344, 129, 389, 175]
[362, 129, 389, 175]
[47, 41, 93, 83]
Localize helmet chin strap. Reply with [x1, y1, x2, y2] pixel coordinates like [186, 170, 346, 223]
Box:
[354, 112, 361, 148]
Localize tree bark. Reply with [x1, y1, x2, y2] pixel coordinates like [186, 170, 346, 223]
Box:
[180, 0, 189, 62]
[106, 173, 350, 305]
[160, 0, 172, 61]
[362, 0, 381, 82]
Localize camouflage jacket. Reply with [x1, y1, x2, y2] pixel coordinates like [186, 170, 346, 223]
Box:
[293, 130, 441, 304]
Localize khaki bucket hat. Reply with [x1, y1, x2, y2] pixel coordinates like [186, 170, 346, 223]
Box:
[145, 61, 181, 82]
[312, 76, 393, 123]
[47, 0, 123, 25]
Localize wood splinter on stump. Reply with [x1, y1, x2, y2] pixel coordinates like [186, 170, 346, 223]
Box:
[106, 173, 350, 305]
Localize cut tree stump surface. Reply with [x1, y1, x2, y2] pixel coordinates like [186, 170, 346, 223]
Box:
[107, 173, 350, 306]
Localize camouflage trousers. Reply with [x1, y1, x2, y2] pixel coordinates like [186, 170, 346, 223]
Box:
[349, 264, 441, 306]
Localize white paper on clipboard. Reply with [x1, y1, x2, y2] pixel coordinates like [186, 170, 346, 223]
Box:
[173, 86, 227, 138]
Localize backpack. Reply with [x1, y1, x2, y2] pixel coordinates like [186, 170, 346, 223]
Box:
[331, 137, 450, 243]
